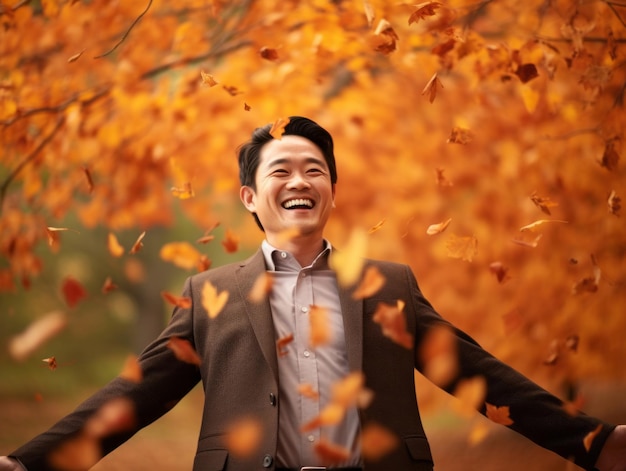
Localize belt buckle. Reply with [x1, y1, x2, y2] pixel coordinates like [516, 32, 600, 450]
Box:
[300, 468, 326, 471]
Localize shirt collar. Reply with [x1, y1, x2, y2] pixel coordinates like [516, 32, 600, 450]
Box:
[261, 239, 332, 272]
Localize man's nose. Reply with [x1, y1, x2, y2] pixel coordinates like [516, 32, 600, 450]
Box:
[286, 172, 311, 189]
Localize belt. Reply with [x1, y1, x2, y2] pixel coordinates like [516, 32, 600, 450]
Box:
[275, 468, 362, 471]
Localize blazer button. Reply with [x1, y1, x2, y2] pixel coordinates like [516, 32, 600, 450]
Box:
[262, 454, 273, 468]
[269, 393, 277, 406]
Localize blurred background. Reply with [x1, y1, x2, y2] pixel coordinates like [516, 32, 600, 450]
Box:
[1, 0, 625, 469]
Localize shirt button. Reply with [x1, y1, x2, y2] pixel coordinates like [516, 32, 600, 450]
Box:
[262, 454, 273, 468]
[303, 350, 310, 358]
[280, 252, 287, 258]
[301, 306, 308, 313]
[269, 393, 277, 406]
[307, 434, 315, 442]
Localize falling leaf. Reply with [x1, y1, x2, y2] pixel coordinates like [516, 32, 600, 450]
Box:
[511, 233, 543, 248]
[314, 439, 351, 465]
[452, 376, 487, 417]
[329, 228, 367, 287]
[572, 254, 601, 294]
[489, 261, 509, 283]
[563, 394, 586, 416]
[408, 1, 443, 25]
[9, 311, 68, 362]
[62, 276, 88, 308]
[197, 255, 212, 272]
[224, 417, 263, 457]
[130, 231, 146, 254]
[67, 49, 85, 63]
[565, 334, 579, 352]
[171, 182, 195, 199]
[309, 304, 330, 348]
[248, 272, 274, 303]
[332, 372, 367, 407]
[368, 219, 386, 234]
[468, 421, 491, 445]
[363, 0, 375, 26]
[370, 19, 399, 54]
[259, 46, 279, 61]
[530, 192, 558, 215]
[244, 102, 251, 111]
[221, 229, 239, 253]
[583, 424, 603, 452]
[161, 291, 192, 308]
[197, 234, 215, 244]
[269, 116, 290, 139]
[222, 85, 242, 96]
[485, 403, 514, 426]
[84, 397, 136, 438]
[360, 423, 398, 461]
[276, 333, 294, 357]
[515, 63, 539, 83]
[118, 355, 142, 383]
[200, 70, 218, 86]
[102, 276, 118, 294]
[608, 190, 621, 216]
[445, 234, 478, 262]
[352, 265, 385, 300]
[372, 300, 413, 349]
[421, 73, 444, 103]
[435, 168, 453, 187]
[202, 280, 229, 318]
[83, 167, 94, 193]
[302, 403, 346, 432]
[47, 433, 101, 471]
[426, 218, 452, 235]
[167, 337, 201, 365]
[600, 139, 619, 171]
[275, 226, 301, 245]
[160, 242, 202, 270]
[447, 127, 474, 144]
[418, 324, 457, 387]
[42, 357, 58, 370]
[519, 219, 568, 232]
[298, 383, 319, 400]
[107, 232, 124, 257]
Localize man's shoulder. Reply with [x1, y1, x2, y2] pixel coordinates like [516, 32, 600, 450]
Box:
[188, 250, 262, 284]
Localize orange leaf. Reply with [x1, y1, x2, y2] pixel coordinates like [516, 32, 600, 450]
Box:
[452, 376, 487, 417]
[583, 424, 603, 452]
[8, 311, 68, 361]
[159, 241, 202, 270]
[67, 49, 85, 63]
[269, 117, 290, 139]
[42, 356, 57, 370]
[118, 355, 142, 383]
[608, 190, 621, 216]
[301, 403, 345, 432]
[418, 324, 458, 387]
[519, 219, 568, 232]
[298, 383, 319, 400]
[83, 166, 94, 193]
[360, 423, 398, 461]
[530, 192, 558, 215]
[276, 333, 294, 357]
[107, 232, 124, 258]
[485, 403, 514, 426]
[102, 276, 118, 294]
[167, 337, 201, 366]
[224, 417, 263, 457]
[372, 300, 413, 349]
[200, 70, 218, 86]
[352, 265, 385, 300]
[511, 233, 542, 248]
[426, 218, 452, 235]
[171, 182, 195, 199]
[130, 231, 146, 254]
[62, 276, 88, 308]
[259, 46, 279, 61]
[447, 127, 474, 144]
[84, 397, 136, 438]
[161, 291, 192, 309]
[309, 304, 330, 348]
[47, 433, 100, 471]
[408, 1, 443, 25]
[248, 272, 274, 303]
[445, 234, 477, 262]
[368, 219, 386, 234]
[329, 228, 367, 287]
[331, 372, 366, 407]
[421, 72, 443, 104]
[221, 229, 239, 253]
[202, 280, 229, 318]
[489, 261, 509, 283]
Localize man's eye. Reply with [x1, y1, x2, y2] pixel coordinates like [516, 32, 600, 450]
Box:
[272, 169, 288, 175]
[307, 168, 323, 174]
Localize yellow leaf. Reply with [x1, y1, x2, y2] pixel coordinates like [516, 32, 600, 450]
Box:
[421, 72, 444, 104]
[485, 403, 514, 426]
[107, 232, 124, 258]
[8, 311, 68, 362]
[224, 417, 263, 457]
[452, 376, 487, 417]
[519, 219, 568, 232]
[202, 280, 229, 318]
[248, 272, 274, 303]
[445, 234, 478, 262]
[269, 116, 290, 139]
[171, 182, 195, 199]
[373, 300, 413, 349]
[159, 242, 202, 270]
[352, 265, 385, 300]
[130, 231, 146, 254]
[309, 304, 330, 348]
[200, 70, 218, 86]
[360, 423, 398, 461]
[329, 228, 367, 287]
[583, 424, 603, 452]
[408, 1, 443, 25]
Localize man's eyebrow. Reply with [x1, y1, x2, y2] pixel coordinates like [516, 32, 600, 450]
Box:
[266, 156, 327, 167]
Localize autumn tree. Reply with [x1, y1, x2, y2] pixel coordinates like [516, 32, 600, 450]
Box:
[1, 0, 625, 401]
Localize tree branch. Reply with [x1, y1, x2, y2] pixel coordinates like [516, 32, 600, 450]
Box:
[94, 0, 153, 59]
[604, 0, 626, 28]
[0, 116, 65, 213]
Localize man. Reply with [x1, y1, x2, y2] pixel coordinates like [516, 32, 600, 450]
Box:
[2, 116, 625, 471]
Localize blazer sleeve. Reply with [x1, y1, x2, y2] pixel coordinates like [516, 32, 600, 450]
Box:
[9, 277, 202, 471]
[401, 264, 615, 471]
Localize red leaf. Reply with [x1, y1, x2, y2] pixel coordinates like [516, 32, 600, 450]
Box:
[62, 277, 88, 308]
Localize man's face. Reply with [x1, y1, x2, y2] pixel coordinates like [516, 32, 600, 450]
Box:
[240, 135, 335, 245]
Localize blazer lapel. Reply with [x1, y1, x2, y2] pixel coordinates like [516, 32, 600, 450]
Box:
[236, 250, 279, 383]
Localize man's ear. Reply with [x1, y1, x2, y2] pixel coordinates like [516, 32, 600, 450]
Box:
[240, 186, 256, 212]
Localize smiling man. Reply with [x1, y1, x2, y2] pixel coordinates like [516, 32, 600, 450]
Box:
[2, 116, 625, 471]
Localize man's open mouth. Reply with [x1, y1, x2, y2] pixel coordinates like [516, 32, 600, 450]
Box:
[282, 198, 314, 209]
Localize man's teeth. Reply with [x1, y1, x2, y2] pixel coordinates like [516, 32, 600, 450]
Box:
[283, 199, 313, 209]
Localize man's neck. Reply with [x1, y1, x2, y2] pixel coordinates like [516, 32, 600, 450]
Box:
[266, 234, 326, 267]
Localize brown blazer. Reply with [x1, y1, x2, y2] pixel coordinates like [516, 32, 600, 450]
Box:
[11, 250, 614, 470]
